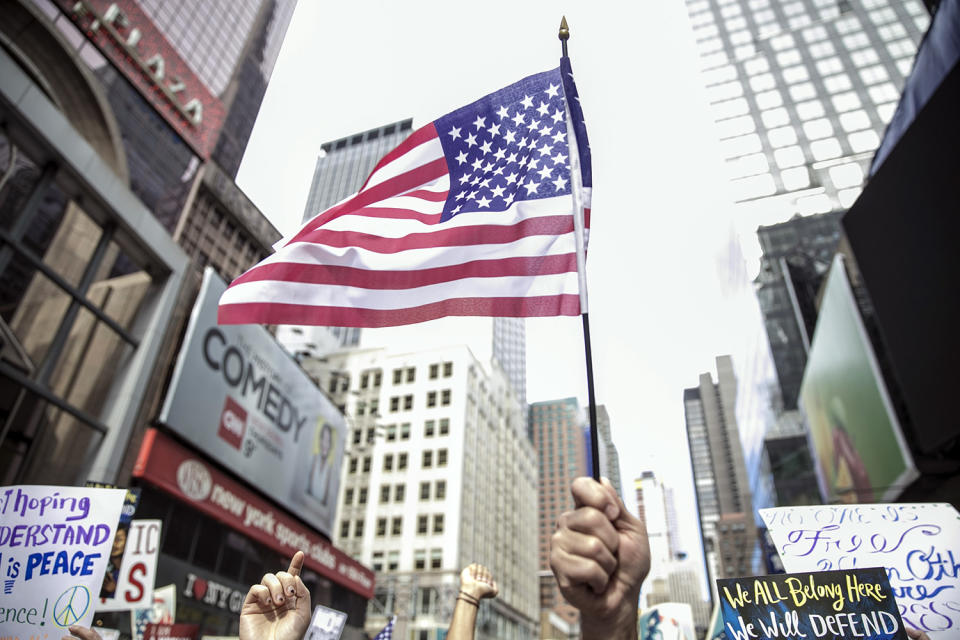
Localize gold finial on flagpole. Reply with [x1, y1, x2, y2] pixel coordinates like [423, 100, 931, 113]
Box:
[559, 16, 570, 56]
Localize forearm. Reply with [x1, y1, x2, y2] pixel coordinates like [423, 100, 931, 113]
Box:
[445, 598, 479, 640]
[581, 616, 637, 640]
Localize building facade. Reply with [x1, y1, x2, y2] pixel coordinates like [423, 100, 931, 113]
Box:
[303, 345, 539, 640]
[686, 0, 930, 220]
[529, 398, 588, 633]
[683, 356, 757, 597]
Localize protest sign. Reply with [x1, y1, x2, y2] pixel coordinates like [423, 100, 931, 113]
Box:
[144, 623, 200, 640]
[132, 584, 177, 640]
[717, 567, 906, 639]
[761, 503, 960, 638]
[84, 483, 141, 599]
[97, 519, 161, 611]
[305, 604, 348, 640]
[0, 484, 126, 635]
[639, 602, 696, 640]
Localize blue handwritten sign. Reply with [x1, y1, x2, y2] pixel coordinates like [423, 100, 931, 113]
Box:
[718, 567, 906, 639]
[761, 503, 960, 639]
[0, 485, 126, 637]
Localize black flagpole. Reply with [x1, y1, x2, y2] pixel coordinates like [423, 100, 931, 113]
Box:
[559, 17, 601, 482]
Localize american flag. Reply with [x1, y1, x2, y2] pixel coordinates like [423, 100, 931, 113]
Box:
[218, 58, 591, 327]
[372, 615, 395, 640]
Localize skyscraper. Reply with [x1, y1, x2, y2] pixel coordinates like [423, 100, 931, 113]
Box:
[756, 212, 843, 408]
[529, 398, 589, 630]
[593, 405, 622, 497]
[302, 119, 415, 222]
[304, 344, 538, 640]
[683, 356, 756, 594]
[686, 0, 930, 220]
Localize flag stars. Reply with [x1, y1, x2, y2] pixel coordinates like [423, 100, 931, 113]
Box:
[538, 143, 553, 156]
[504, 130, 517, 144]
[551, 131, 566, 144]
[476, 195, 491, 208]
[473, 115, 486, 130]
[511, 112, 525, 127]
[523, 179, 540, 195]
[455, 151, 469, 165]
[505, 172, 519, 184]
[491, 184, 506, 198]
[465, 133, 478, 147]
[526, 119, 541, 131]
[471, 158, 483, 171]
[448, 126, 462, 140]
[537, 101, 551, 116]
[483, 161, 495, 172]
[493, 147, 507, 161]
[506, 152, 518, 164]
[504, 193, 515, 206]
[496, 105, 510, 119]
[552, 175, 568, 191]
[539, 124, 553, 137]
[537, 165, 554, 180]
[487, 123, 501, 137]
[552, 151, 568, 165]
[545, 83, 560, 98]
[459, 174, 472, 185]
[520, 95, 534, 109]
[480, 140, 493, 154]
[551, 109, 565, 124]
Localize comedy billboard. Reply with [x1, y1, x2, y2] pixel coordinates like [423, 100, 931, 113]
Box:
[160, 268, 346, 536]
[798, 255, 916, 503]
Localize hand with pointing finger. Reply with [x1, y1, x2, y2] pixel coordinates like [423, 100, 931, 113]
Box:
[239, 551, 312, 640]
[550, 477, 650, 640]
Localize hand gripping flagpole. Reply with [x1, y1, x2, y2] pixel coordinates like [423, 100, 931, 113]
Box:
[560, 17, 602, 482]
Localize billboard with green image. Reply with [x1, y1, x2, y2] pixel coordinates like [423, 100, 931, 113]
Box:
[799, 255, 917, 503]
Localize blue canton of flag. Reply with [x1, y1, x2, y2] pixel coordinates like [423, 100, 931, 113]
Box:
[373, 615, 396, 640]
[436, 68, 571, 222]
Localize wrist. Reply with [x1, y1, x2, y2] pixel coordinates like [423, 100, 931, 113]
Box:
[579, 599, 639, 640]
[459, 585, 483, 601]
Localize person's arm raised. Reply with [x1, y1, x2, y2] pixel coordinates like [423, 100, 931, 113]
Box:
[239, 551, 312, 640]
[550, 477, 650, 640]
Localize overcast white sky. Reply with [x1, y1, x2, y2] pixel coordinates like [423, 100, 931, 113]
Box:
[236, 1, 773, 572]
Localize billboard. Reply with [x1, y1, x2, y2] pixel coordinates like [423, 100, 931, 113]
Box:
[798, 255, 916, 503]
[56, 0, 226, 158]
[160, 268, 346, 537]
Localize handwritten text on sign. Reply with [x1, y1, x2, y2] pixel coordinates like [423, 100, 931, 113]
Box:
[761, 503, 960, 638]
[0, 485, 125, 636]
[718, 567, 906, 639]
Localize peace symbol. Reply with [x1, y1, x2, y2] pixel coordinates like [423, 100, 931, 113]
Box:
[53, 585, 91, 628]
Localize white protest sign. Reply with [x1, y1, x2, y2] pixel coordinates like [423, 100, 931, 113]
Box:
[97, 520, 162, 611]
[305, 604, 348, 640]
[0, 485, 125, 634]
[131, 584, 176, 640]
[761, 503, 960, 638]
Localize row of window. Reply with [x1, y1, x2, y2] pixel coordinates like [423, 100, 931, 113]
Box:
[370, 549, 444, 572]
[387, 389, 453, 412]
[339, 513, 446, 539]
[389, 361, 455, 385]
[346, 448, 449, 474]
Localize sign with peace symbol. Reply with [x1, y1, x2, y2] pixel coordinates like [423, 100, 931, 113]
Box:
[54, 584, 91, 628]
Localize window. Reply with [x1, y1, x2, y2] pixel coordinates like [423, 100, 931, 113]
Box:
[441, 390, 451, 406]
[398, 453, 408, 470]
[403, 395, 413, 410]
[435, 480, 446, 500]
[389, 397, 399, 412]
[433, 514, 444, 534]
[384, 454, 394, 472]
[438, 449, 448, 467]
[425, 420, 436, 436]
[824, 73, 852, 94]
[373, 371, 382, 387]
[356, 401, 366, 416]
[352, 429, 363, 445]
[429, 363, 439, 379]
[358, 488, 368, 504]
[372, 552, 383, 572]
[392, 517, 403, 536]
[414, 549, 426, 570]
[761, 108, 789, 128]
[418, 515, 429, 534]
[386, 424, 397, 441]
[810, 138, 842, 161]
[803, 118, 833, 139]
[439, 418, 449, 435]
[773, 146, 805, 169]
[796, 100, 825, 121]
[427, 391, 437, 408]
[832, 91, 862, 112]
[768, 126, 798, 148]
[348, 457, 358, 474]
[809, 41, 836, 59]
[423, 451, 433, 468]
[749, 73, 775, 92]
[443, 362, 453, 377]
[395, 484, 405, 502]
[400, 423, 411, 440]
[839, 110, 870, 132]
[340, 520, 350, 538]
[420, 482, 431, 500]
[387, 551, 399, 571]
[376, 518, 387, 536]
[345, 488, 354, 505]
[393, 368, 403, 385]
[354, 520, 364, 537]
[380, 485, 391, 503]
[360, 372, 369, 389]
[430, 549, 442, 569]
[406, 367, 415, 383]
[362, 457, 372, 473]
[369, 399, 379, 416]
